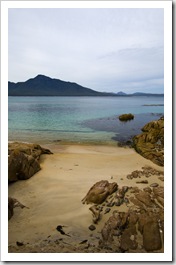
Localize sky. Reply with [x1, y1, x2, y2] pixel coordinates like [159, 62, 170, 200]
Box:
[8, 8, 164, 94]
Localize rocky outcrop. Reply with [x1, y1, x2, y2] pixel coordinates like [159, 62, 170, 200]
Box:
[119, 113, 134, 121]
[133, 117, 164, 166]
[100, 184, 164, 252]
[82, 165, 164, 253]
[81, 180, 118, 205]
[8, 142, 52, 182]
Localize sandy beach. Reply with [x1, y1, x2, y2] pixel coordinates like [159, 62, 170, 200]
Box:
[8, 144, 164, 253]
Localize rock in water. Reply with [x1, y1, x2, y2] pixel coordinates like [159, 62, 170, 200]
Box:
[82, 180, 118, 204]
[119, 113, 134, 121]
[133, 117, 164, 166]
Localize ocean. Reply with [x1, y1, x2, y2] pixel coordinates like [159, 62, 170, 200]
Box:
[8, 96, 164, 145]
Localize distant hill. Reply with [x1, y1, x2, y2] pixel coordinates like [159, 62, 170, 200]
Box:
[8, 75, 113, 96]
[8, 74, 164, 96]
[116, 91, 163, 97]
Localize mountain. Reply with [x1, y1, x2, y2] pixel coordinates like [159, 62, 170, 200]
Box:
[8, 75, 164, 96]
[8, 75, 113, 96]
[116, 91, 164, 97]
[116, 91, 127, 96]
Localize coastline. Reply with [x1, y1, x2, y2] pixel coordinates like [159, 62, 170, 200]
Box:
[8, 143, 164, 253]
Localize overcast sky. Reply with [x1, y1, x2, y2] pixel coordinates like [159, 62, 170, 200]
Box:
[8, 8, 164, 93]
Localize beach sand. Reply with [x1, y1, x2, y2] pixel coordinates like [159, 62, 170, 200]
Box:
[8, 144, 164, 253]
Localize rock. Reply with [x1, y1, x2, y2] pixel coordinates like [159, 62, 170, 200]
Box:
[136, 180, 148, 184]
[143, 187, 152, 193]
[120, 226, 138, 251]
[153, 186, 164, 198]
[8, 142, 52, 182]
[115, 198, 123, 206]
[107, 200, 115, 207]
[128, 212, 138, 225]
[119, 113, 134, 122]
[143, 221, 162, 251]
[8, 197, 28, 220]
[153, 186, 164, 207]
[101, 211, 128, 242]
[150, 183, 159, 187]
[133, 117, 164, 166]
[158, 176, 164, 181]
[89, 225, 96, 231]
[89, 205, 101, 224]
[8, 197, 14, 220]
[8, 142, 53, 158]
[135, 191, 155, 208]
[82, 180, 118, 204]
[16, 241, 24, 246]
[8, 151, 41, 182]
[104, 208, 111, 214]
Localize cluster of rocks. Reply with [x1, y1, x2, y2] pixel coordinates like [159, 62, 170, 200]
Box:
[82, 177, 164, 253]
[126, 166, 163, 180]
[133, 116, 164, 166]
[8, 142, 52, 182]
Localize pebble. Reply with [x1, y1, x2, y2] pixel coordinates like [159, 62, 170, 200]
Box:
[89, 225, 96, 231]
[150, 183, 159, 187]
[136, 180, 148, 184]
[104, 208, 111, 214]
[16, 241, 24, 246]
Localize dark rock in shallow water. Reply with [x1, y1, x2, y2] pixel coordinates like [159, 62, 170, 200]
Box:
[119, 113, 134, 122]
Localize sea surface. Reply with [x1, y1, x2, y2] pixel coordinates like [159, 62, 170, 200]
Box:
[8, 96, 164, 145]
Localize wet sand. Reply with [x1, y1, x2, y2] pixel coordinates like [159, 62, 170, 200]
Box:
[8, 144, 164, 253]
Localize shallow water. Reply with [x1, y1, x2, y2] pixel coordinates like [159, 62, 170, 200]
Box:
[8, 96, 164, 144]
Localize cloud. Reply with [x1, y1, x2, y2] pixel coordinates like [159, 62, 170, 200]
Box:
[8, 8, 164, 93]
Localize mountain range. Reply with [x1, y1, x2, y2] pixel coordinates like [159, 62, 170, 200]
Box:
[8, 75, 164, 97]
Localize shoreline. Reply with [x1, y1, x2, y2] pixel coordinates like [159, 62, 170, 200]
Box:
[8, 143, 164, 253]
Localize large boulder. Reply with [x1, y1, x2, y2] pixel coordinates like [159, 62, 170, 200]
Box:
[8, 142, 52, 182]
[119, 113, 134, 122]
[8, 150, 41, 181]
[133, 117, 164, 166]
[82, 180, 118, 204]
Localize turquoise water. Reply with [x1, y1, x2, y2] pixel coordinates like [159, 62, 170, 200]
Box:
[8, 96, 164, 145]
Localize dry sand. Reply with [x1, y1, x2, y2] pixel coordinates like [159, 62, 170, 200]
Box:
[8, 144, 164, 253]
